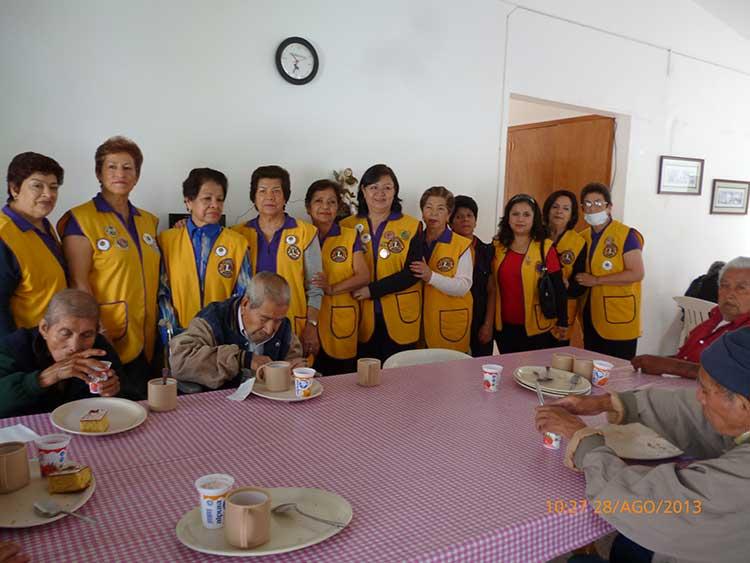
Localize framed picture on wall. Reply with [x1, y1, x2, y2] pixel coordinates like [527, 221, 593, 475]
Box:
[657, 156, 704, 195]
[710, 179, 749, 215]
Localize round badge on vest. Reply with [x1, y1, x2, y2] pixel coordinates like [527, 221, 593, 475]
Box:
[105, 225, 117, 237]
[287, 245, 302, 260]
[400, 230, 410, 240]
[355, 223, 364, 233]
[384, 231, 395, 240]
[560, 250, 575, 265]
[379, 247, 390, 259]
[387, 238, 404, 254]
[330, 246, 348, 263]
[96, 238, 111, 251]
[361, 233, 372, 244]
[436, 257, 454, 272]
[143, 233, 155, 246]
[115, 237, 129, 250]
[286, 235, 297, 245]
[215, 245, 228, 257]
[218, 258, 235, 278]
[603, 244, 618, 258]
[602, 260, 614, 271]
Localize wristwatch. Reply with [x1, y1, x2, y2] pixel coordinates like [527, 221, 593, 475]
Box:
[307, 319, 318, 327]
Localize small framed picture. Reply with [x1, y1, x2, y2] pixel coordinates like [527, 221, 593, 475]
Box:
[710, 179, 749, 215]
[657, 156, 704, 195]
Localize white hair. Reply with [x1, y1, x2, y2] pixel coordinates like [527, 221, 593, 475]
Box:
[719, 257, 750, 282]
[245, 271, 291, 309]
[44, 289, 99, 326]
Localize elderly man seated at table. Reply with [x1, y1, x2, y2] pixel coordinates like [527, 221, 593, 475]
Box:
[170, 271, 305, 389]
[536, 328, 750, 563]
[0, 289, 122, 418]
[631, 256, 750, 379]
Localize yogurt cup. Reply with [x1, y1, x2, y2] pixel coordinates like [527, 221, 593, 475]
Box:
[293, 367, 316, 399]
[89, 361, 112, 394]
[195, 473, 235, 529]
[482, 364, 502, 392]
[35, 433, 72, 477]
[591, 360, 613, 387]
[543, 431, 562, 450]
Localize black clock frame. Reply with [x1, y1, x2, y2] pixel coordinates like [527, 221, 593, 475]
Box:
[275, 36, 319, 85]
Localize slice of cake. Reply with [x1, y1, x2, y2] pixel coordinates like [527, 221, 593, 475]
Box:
[79, 408, 109, 432]
[47, 463, 92, 493]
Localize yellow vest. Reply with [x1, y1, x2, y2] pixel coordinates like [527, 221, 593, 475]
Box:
[232, 216, 317, 336]
[492, 239, 557, 336]
[318, 225, 360, 359]
[423, 230, 473, 352]
[158, 226, 249, 328]
[59, 199, 160, 363]
[555, 229, 586, 327]
[0, 213, 67, 329]
[340, 213, 421, 345]
[580, 219, 643, 340]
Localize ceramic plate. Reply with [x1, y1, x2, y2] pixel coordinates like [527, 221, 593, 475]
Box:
[252, 379, 323, 402]
[176, 487, 351, 557]
[0, 459, 96, 528]
[50, 397, 147, 436]
[601, 423, 684, 460]
[514, 366, 592, 396]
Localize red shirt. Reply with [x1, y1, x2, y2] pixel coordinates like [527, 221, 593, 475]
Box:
[498, 248, 561, 325]
[675, 307, 750, 362]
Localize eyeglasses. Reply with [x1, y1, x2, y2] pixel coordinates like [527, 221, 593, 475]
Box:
[581, 200, 608, 210]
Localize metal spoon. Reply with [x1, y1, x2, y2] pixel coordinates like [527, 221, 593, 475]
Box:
[33, 500, 97, 524]
[568, 373, 581, 391]
[535, 368, 553, 382]
[272, 503, 346, 528]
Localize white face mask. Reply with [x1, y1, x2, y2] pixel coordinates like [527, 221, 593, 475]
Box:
[584, 210, 609, 226]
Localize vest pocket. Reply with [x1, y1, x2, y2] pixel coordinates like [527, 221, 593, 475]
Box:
[603, 295, 636, 324]
[330, 305, 357, 339]
[439, 308, 469, 342]
[533, 305, 555, 331]
[395, 290, 421, 324]
[99, 301, 128, 341]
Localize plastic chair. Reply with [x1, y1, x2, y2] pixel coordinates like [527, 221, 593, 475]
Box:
[673, 296, 716, 346]
[383, 348, 471, 369]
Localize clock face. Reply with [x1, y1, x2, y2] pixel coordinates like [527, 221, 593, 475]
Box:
[276, 37, 319, 85]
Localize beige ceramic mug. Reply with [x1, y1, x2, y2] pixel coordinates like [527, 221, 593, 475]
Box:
[551, 353, 575, 372]
[573, 358, 594, 381]
[357, 358, 381, 387]
[0, 442, 30, 494]
[224, 487, 271, 549]
[256, 361, 291, 392]
[148, 377, 178, 412]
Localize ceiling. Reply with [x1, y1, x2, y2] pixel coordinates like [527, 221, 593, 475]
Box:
[694, 0, 750, 39]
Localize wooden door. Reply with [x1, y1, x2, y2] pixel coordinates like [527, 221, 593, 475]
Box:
[505, 115, 614, 216]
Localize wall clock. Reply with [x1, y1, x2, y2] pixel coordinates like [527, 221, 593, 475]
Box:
[275, 36, 319, 85]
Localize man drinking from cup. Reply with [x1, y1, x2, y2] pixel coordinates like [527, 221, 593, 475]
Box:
[0, 289, 122, 418]
[170, 271, 306, 390]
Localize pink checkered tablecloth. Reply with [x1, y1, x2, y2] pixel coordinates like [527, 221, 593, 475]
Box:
[0, 347, 695, 562]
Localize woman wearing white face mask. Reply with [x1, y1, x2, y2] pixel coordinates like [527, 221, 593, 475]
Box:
[574, 183, 645, 360]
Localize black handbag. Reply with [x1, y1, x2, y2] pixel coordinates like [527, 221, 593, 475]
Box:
[537, 240, 558, 319]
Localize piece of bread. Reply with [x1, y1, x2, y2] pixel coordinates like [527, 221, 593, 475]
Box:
[79, 408, 109, 432]
[47, 463, 92, 493]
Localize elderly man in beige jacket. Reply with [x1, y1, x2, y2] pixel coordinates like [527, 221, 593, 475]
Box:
[536, 327, 750, 563]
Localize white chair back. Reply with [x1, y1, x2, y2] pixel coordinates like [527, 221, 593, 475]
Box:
[673, 296, 716, 346]
[383, 348, 471, 369]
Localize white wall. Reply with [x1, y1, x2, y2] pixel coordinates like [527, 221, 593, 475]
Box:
[2, 0, 750, 354]
[508, 97, 590, 126]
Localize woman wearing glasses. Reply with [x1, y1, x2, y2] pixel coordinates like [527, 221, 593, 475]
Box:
[542, 190, 588, 345]
[574, 183, 645, 360]
[490, 194, 568, 353]
[344, 164, 423, 363]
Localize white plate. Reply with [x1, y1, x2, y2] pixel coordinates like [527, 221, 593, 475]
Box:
[176, 487, 351, 557]
[513, 375, 591, 398]
[50, 397, 148, 436]
[601, 423, 684, 460]
[0, 459, 96, 528]
[252, 379, 323, 402]
[513, 366, 592, 396]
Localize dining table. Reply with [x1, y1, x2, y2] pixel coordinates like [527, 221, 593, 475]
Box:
[0, 346, 697, 562]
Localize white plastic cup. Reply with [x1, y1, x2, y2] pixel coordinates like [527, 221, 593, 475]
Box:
[293, 367, 316, 399]
[195, 473, 235, 529]
[89, 361, 112, 394]
[591, 360, 614, 387]
[543, 432, 562, 450]
[482, 364, 503, 392]
[35, 433, 72, 477]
